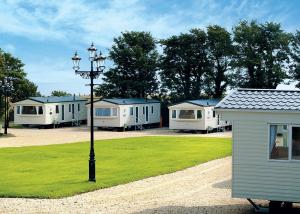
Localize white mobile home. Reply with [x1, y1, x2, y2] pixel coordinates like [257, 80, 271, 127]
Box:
[168, 99, 229, 131]
[87, 98, 161, 129]
[13, 96, 87, 126]
[215, 89, 300, 210]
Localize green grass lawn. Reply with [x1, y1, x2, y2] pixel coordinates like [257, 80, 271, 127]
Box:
[0, 136, 231, 198]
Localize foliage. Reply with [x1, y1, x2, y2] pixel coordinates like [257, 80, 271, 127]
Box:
[232, 21, 292, 89]
[291, 31, 300, 88]
[0, 136, 231, 198]
[0, 49, 40, 119]
[51, 90, 71, 97]
[95, 31, 159, 98]
[160, 29, 211, 102]
[204, 25, 234, 98]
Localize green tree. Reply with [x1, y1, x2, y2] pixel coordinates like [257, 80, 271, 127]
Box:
[51, 90, 71, 97]
[96, 31, 159, 98]
[159, 29, 210, 102]
[233, 21, 291, 89]
[204, 25, 234, 98]
[291, 31, 300, 88]
[0, 49, 40, 119]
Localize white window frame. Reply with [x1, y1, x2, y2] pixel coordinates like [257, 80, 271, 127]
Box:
[20, 105, 42, 116]
[268, 123, 300, 162]
[171, 109, 204, 121]
[94, 107, 118, 118]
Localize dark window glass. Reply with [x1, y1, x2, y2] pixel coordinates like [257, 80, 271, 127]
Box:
[130, 107, 133, 115]
[69, 104, 71, 112]
[17, 106, 20, 114]
[38, 106, 43, 115]
[213, 111, 216, 118]
[78, 103, 80, 111]
[56, 105, 59, 114]
[197, 110, 202, 119]
[172, 110, 176, 119]
[292, 127, 300, 160]
[22, 106, 37, 115]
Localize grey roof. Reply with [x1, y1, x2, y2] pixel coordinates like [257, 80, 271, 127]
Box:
[170, 99, 221, 107]
[215, 89, 300, 111]
[100, 98, 160, 105]
[29, 96, 86, 103]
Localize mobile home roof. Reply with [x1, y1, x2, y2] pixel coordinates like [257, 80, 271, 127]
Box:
[215, 89, 300, 111]
[28, 96, 86, 103]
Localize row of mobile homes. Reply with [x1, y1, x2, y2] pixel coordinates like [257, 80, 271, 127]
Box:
[168, 99, 229, 131]
[13, 96, 87, 126]
[87, 98, 161, 130]
[215, 89, 300, 210]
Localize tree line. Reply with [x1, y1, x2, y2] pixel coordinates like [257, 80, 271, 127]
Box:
[96, 20, 300, 102]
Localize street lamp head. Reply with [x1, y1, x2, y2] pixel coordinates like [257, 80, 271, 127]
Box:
[72, 51, 81, 71]
[95, 51, 106, 70]
[87, 42, 97, 61]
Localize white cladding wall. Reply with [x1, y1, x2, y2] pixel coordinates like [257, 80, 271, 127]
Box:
[87, 101, 161, 127]
[14, 100, 87, 125]
[169, 103, 225, 130]
[219, 111, 300, 202]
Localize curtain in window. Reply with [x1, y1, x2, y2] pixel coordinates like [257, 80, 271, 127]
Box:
[269, 125, 277, 153]
[178, 110, 195, 119]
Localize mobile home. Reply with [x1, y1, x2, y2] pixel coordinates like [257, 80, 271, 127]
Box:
[87, 98, 161, 129]
[168, 99, 229, 131]
[215, 89, 300, 210]
[13, 96, 87, 126]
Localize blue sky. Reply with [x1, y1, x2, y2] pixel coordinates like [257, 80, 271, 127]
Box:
[0, 0, 299, 95]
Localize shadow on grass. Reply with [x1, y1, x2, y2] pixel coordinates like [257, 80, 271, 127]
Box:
[134, 204, 254, 214]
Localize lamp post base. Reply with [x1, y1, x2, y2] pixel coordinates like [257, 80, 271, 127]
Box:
[89, 159, 96, 182]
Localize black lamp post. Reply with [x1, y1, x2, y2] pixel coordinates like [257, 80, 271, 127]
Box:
[0, 77, 14, 135]
[72, 43, 106, 182]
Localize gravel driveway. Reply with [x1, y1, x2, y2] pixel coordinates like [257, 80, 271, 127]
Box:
[0, 127, 232, 148]
[0, 157, 255, 214]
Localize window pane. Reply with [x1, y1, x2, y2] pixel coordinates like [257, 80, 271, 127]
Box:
[172, 110, 176, 118]
[112, 108, 117, 116]
[38, 106, 43, 115]
[292, 127, 300, 160]
[56, 105, 59, 114]
[95, 108, 111, 116]
[78, 103, 80, 111]
[178, 110, 195, 119]
[22, 106, 37, 115]
[130, 107, 133, 115]
[17, 106, 20, 114]
[213, 111, 216, 118]
[197, 110, 202, 119]
[270, 125, 288, 160]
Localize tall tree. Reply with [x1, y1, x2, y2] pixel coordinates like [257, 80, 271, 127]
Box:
[291, 31, 300, 88]
[233, 21, 291, 89]
[0, 49, 39, 119]
[51, 90, 71, 97]
[204, 25, 234, 98]
[95, 31, 159, 98]
[160, 29, 210, 102]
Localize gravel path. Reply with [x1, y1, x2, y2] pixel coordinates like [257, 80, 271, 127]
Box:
[0, 127, 231, 148]
[0, 157, 254, 214]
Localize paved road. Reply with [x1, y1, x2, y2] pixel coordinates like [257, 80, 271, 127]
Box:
[0, 127, 232, 148]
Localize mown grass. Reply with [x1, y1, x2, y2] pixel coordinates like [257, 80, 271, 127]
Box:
[0, 136, 231, 198]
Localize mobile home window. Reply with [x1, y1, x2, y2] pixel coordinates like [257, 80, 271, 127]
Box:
[130, 107, 134, 116]
[292, 127, 300, 160]
[178, 110, 195, 119]
[213, 111, 216, 118]
[38, 106, 43, 115]
[55, 105, 59, 114]
[78, 103, 80, 112]
[143, 106, 145, 114]
[69, 104, 71, 112]
[112, 108, 117, 116]
[269, 125, 289, 160]
[197, 110, 202, 119]
[151, 106, 154, 114]
[95, 108, 110, 117]
[22, 106, 37, 115]
[17, 106, 20, 114]
[172, 110, 176, 119]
